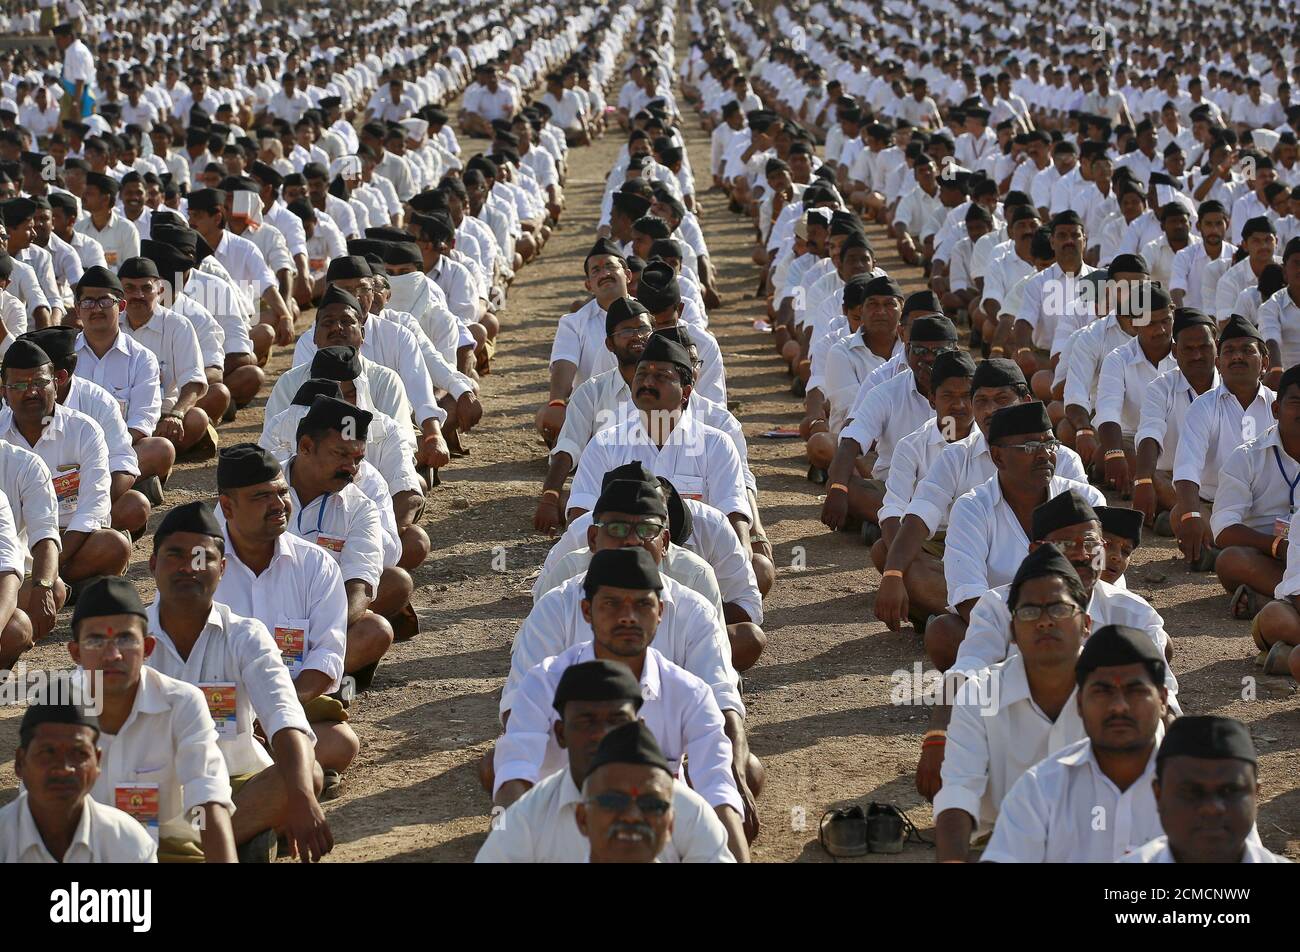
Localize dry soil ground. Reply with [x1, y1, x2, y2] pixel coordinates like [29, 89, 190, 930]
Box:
[1, 36, 1297, 863]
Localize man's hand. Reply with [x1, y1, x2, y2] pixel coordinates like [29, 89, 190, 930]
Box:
[533, 492, 564, 534]
[284, 792, 334, 863]
[1103, 453, 1131, 495]
[1074, 429, 1099, 467]
[419, 431, 451, 470]
[153, 414, 184, 444]
[1132, 481, 1157, 525]
[820, 488, 849, 531]
[1175, 512, 1204, 564]
[456, 391, 483, 432]
[874, 573, 909, 632]
[26, 585, 57, 641]
[915, 741, 945, 801]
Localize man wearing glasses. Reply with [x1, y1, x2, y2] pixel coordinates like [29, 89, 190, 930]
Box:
[475, 662, 734, 863]
[0, 337, 131, 590]
[821, 314, 960, 535]
[491, 547, 752, 860]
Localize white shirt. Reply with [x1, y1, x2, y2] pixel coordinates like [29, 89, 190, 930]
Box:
[824, 334, 904, 436]
[0, 439, 57, 571]
[934, 652, 1086, 835]
[946, 474, 1105, 609]
[983, 737, 1164, 863]
[1094, 336, 1178, 436]
[73, 210, 140, 269]
[1171, 240, 1236, 311]
[1061, 316, 1135, 412]
[0, 404, 109, 533]
[74, 329, 162, 435]
[1215, 258, 1277, 322]
[840, 367, 935, 481]
[905, 428, 1088, 535]
[1174, 381, 1277, 500]
[213, 512, 348, 692]
[1120, 833, 1290, 864]
[549, 297, 615, 389]
[504, 572, 739, 717]
[1211, 425, 1300, 538]
[87, 665, 232, 842]
[569, 412, 749, 520]
[879, 417, 958, 528]
[475, 768, 732, 863]
[145, 600, 314, 777]
[0, 791, 155, 863]
[493, 640, 742, 812]
[534, 544, 723, 620]
[285, 460, 386, 589]
[264, 356, 414, 447]
[120, 307, 206, 413]
[1016, 264, 1099, 352]
[1135, 367, 1219, 471]
[1257, 288, 1300, 368]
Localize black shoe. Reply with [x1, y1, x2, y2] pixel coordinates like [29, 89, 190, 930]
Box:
[221, 402, 238, 424]
[791, 377, 806, 398]
[136, 475, 164, 507]
[236, 827, 277, 864]
[866, 803, 907, 854]
[860, 521, 882, 547]
[819, 805, 868, 858]
[349, 660, 380, 693]
[807, 465, 828, 485]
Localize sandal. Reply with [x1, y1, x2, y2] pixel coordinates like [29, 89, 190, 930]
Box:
[1263, 642, 1294, 676]
[1230, 584, 1265, 620]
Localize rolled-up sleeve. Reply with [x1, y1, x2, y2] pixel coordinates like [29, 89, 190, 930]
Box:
[905, 444, 962, 536]
[1258, 296, 1283, 346]
[980, 769, 1050, 863]
[16, 453, 59, 551]
[550, 311, 586, 369]
[303, 553, 348, 690]
[702, 432, 749, 519]
[1208, 444, 1256, 539]
[1062, 326, 1099, 411]
[1092, 348, 1127, 428]
[944, 490, 993, 609]
[172, 682, 234, 818]
[566, 433, 613, 514]
[236, 618, 313, 744]
[551, 376, 603, 470]
[67, 424, 111, 533]
[502, 589, 569, 716]
[1172, 395, 1213, 485]
[879, 431, 924, 524]
[933, 678, 992, 822]
[951, 591, 1013, 674]
[678, 591, 744, 717]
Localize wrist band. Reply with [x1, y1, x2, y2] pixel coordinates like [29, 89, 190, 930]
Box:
[1104, 449, 1126, 460]
[1181, 511, 1202, 522]
[989, 346, 1005, 355]
[1074, 428, 1094, 437]
[883, 569, 903, 579]
[922, 738, 947, 749]
[829, 482, 849, 493]
[542, 489, 560, 499]
[548, 399, 566, 408]
[1016, 346, 1033, 355]
[1133, 477, 1153, 486]
[1273, 536, 1284, 559]
[922, 730, 946, 742]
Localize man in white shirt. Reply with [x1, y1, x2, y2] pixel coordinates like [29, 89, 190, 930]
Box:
[0, 338, 131, 587]
[1170, 200, 1233, 310]
[1, 703, 156, 863]
[983, 624, 1169, 863]
[1122, 716, 1291, 864]
[67, 575, 236, 862]
[476, 660, 734, 863]
[74, 173, 140, 269]
[143, 494, 332, 863]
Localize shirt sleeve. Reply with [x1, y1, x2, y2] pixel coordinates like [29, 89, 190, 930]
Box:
[980, 767, 1051, 863]
[171, 318, 207, 391]
[1135, 373, 1173, 454]
[302, 552, 348, 691]
[1208, 443, 1257, 539]
[549, 311, 586, 371]
[904, 442, 962, 536]
[678, 589, 744, 716]
[235, 617, 313, 745]
[1275, 508, 1300, 598]
[128, 347, 163, 434]
[702, 430, 750, 520]
[1091, 347, 1128, 428]
[1169, 246, 1192, 295]
[566, 433, 611, 514]
[1258, 296, 1283, 346]
[171, 681, 235, 817]
[932, 677, 993, 822]
[391, 324, 442, 425]
[1172, 393, 1213, 486]
[493, 663, 560, 792]
[340, 497, 385, 591]
[473, 797, 539, 863]
[502, 590, 570, 715]
[677, 675, 743, 812]
[944, 490, 995, 609]
[551, 375, 603, 470]
[67, 421, 111, 533]
[671, 783, 736, 862]
[879, 430, 923, 524]
[951, 592, 1013, 674]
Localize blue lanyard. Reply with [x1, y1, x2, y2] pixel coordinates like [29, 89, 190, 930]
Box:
[297, 492, 329, 537]
[1274, 445, 1300, 512]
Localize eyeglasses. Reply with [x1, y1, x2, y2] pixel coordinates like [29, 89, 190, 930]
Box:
[908, 342, 959, 358]
[79, 633, 142, 651]
[1013, 601, 1082, 622]
[585, 791, 672, 816]
[999, 439, 1062, 456]
[4, 377, 52, 392]
[611, 324, 653, 340]
[78, 295, 121, 310]
[1048, 534, 1105, 555]
[594, 519, 666, 540]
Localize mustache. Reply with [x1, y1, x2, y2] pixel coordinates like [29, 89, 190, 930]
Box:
[607, 821, 653, 842]
[636, 386, 658, 398]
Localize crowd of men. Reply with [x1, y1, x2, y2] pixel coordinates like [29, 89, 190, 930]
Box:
[0, 0, 1293, 865]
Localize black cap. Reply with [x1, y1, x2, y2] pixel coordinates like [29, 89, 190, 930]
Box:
[634, 261, 680, 313]
[1075, 623, 1166, 688]
[655, 476, 692, 545]
[1097, 505, 1143, 548]
[18, 327, 77, 363]
[186, 188, 226, 214]
[1173, 307, 1215, 339]
[612, 189, 653, 219]
[70, 576, 147, 630]
[586, 237, 625, 269]
[217, 443, 282, 491]
[638, 334, 693, 382]
[594, 479, 669, 520]
[1, 339, 51, 371]
[310, 345, 362, 381]
[297, 394, 372, 442]
[582, 547, 663, 600]
[0, 196, 35, 227]
[291, 378, 344, 407]
[75, 265, 123, 296]
[1217, 313, 1265, 346]
[19, 703, 99, 746]
[1157, 715, 1257, 768]
[1241, 216, 1276, 240]
[929, 349, 977, 392]
[324, 256, 372, 282]
[902, 290, 943, 318]
[317, 284, 364, 317]
[552, 660, 644, 716]
[1008, 543, 1084, 610]
[908, 315, 959, 342]
[1108, 253, 1149, 275]
[1032, 489, 1100, 540]
[153, 500, 222, 547]
[583, 720, 671, 781]
[604, 297, 650, 336]
[973, 358, 1027, 390]
[116, 257, 160, 280]
[988, 400, 1052, 443]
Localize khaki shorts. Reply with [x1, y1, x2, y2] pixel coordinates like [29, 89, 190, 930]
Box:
[157, 771, 259, 863]
[921, 531, 947, 560]
[859, 477, 886, 497]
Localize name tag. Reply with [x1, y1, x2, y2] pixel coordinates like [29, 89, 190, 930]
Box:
[104, 251, 118, 265]
[273, 626, 306, 666]
[115, 783, 160, 842]
[309, 257, 326, 272]
[1275, 518, 1290, 540]
[199, 681, 237, 740]
[316, 535, 345, 553]
[52, 468, 80, 515]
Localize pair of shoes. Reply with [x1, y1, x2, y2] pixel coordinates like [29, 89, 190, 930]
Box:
[819, 802, 926, 858]
[1229, 584, 1265, 620]
[235, 827, 277, 864]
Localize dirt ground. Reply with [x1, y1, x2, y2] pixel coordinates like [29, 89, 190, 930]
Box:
[2, 33, 1297, 863]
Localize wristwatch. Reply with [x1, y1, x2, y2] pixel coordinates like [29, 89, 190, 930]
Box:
[31, 578, 54, 590]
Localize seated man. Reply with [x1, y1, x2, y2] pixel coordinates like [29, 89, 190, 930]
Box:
[982, 624, 1169, 862]
[1097, 505, 1144, 585]
[69, 266, 176, 505]
[1173, 315, 1276, 570]
[144, 495, 334, 862]
[821, 315, 959, 535]
[492, 548, 754, 860]
[636, 262, 725, 405]
[0, 339, 131, 587]
[1122, 716, 1291, 864]
[1209, 364, 1300, 620]
[0, 703, 156, 863]
[1131, 308, 1220, 530]
[68, 575, 236, 862]
[0, 481, 32, 669]
[116, 256, 217, 455]
[933, 546, 1091, 862]
[22, 325, 153, 536]
[475, 661, 734, 863]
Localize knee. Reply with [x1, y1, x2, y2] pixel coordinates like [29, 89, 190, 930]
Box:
[745, 752, 765, 798]
[780, 339, 801, 365]
[349, 613, 394, 660]
[380, 566, 414, 603]
[111, 490, 150, 533]
[1254, 600, 1294, 648]
[751, 552, 775, 598]
[806, 431, 835, 469]
[0, 609, 35, 666]
[1031, 370, 1054, 401]
[923, 615, 965, 671]
[869, 536, 888, 572]
[728, 622, 766, 671]
[1046, 400, 1065, 425]
[480, 313, 499, 338]
[399, 524, 431, 569]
